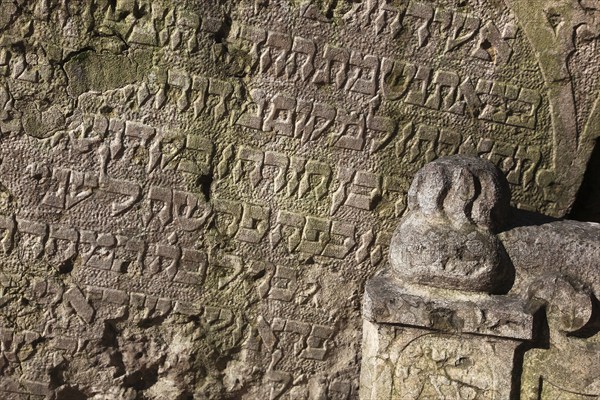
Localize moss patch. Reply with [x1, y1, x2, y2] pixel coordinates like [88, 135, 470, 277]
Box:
[64, 51, 139, 97]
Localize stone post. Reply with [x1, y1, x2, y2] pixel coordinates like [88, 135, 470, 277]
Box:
[360, 156, 539, 399]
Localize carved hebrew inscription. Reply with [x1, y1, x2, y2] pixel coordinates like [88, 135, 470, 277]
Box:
[0, 0, 598, 398]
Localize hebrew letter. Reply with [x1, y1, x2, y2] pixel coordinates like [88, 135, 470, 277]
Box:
[510, 145, 541, 187]
[437, 128, 462, 156]
[405, 64, 432, 107]
[191, 75, 209, 118]
[178, 134, 213, 175]
[301, 324, 334, 360]
[333, 109, 366, 151]
[406, 1, 434, 47]
[214, 199, 242, 237]
[507, 88, 541, 130]
[267, 349, 292, 400]
[42, 168, 70, 209]
[236, 89, 267, 130]
[283, 319, 311, 356]
[264, 151, 289, 194]
[146, 130, 186, 174]
[175, 248, 207, 285]
[65, 171, 98, 210]
[472, 21, 513, 65]
[236, 203, 270, 243]
[383, 175, 408, 217]
[373, 3, 403, 37]
[68, 121, 102, 153]
[269, 265, 298, 302]
[82, 232, 116, 271]
[294, 100, 313, 141]
[207, 78, 234, 120]
[396, 122, 415, 157]
[113, 235, 146, 272]
[286, 156, 306, 197]
[108, 118, 125, 159]
[425, 70, 460, 111]
[100, 175, 142, 216]
[257, 315, 277, 351]
[291, 36, 316, 81]
[361, 0, 380, 26]
[295, 101, 336, 144]
[147, 186, 173, 226]
[253, 260, 276, 299]
[102, 288, 129, 306]
[32, 279, 64, 305]
[298, 216, 331, 255]
[173, 190, 211, 231]
[124, 121, 156, 152]
[322, 221, 356, 259]
[0, 214, 15, 254]
[204, 307, 235, 331]
[85, 116, 107, 144]
[299, 160, 331, 201]
[236, 24, 267, 71]
[167, 70, 192, 111]
[345, 171, 381, 211]
[149, 243, 181, 278]
[367, 110, 396, 153]
[330, 167, 355, 216]
[64, 286, 95, 324]
[271, 210, 305, 252]
[263, 93, 296, 137]
[309, 102, 337, 142]
[45, 225, 79, 265]
[153, 298, 172, 317]
[380, 58, 417, 100]
[312, 44, 349, 89]
[260, 31, 292, 77]
[233, 146, 264, 187]
[445, 12, 480, 52]
[410, 124, 438, 162]
[487, 141, 516, 174]
[449, 77, 482, 115]
[433, 7, 452, 30]
[17, 219, 48, 259]
[346, 51, 379, 96]
[214, 254, 243, 289]
[480, 81, 510, 123]
[110, 235, 133, 273]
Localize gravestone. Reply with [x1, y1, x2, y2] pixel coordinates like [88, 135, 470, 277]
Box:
[0, 0, 598, 398]
[361, 155, 600, 399]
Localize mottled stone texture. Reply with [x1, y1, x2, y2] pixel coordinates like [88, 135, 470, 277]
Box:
[362, 156, 600, 399]
[0, 0, 599, 398]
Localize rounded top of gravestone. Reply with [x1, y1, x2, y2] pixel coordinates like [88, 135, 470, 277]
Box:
[390, 156, 513, 293]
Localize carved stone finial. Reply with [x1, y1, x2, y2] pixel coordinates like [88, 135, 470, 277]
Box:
[362, 156, 600, 400]
[389, 155, 512, 293]
[361, 156, 535, 400]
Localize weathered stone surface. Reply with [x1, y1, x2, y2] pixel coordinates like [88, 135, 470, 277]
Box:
[0, 0, 599, 398]
[362, 155, 600, 399]
[501, 218, 600, 399]
[363, 273, 536, 340]
[361, 320, 525, 399]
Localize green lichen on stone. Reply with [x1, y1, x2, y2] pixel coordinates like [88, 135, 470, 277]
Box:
[64, 51, 140, 97]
